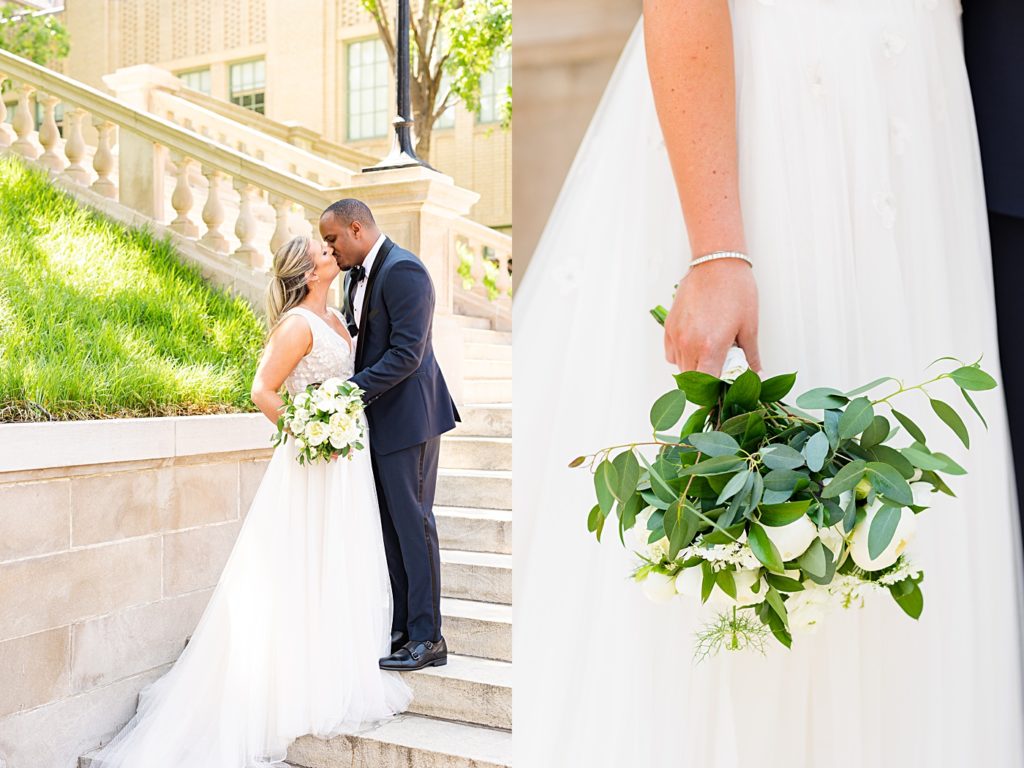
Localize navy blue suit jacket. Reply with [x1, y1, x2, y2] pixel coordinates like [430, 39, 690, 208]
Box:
[345, 238, 460, 455]
[963, 0, 1024, 218]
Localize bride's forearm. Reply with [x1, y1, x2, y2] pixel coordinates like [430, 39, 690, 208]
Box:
[643, 0, 746, 259]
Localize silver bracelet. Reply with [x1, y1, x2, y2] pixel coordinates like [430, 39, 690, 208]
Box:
[688, 251, 753, 271]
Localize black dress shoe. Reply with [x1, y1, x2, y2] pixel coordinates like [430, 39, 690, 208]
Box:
[390, 630, 408, 654]
[379, 637, 448, 671]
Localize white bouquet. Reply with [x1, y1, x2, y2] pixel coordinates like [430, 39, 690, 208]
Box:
[272, 378, 366, 465]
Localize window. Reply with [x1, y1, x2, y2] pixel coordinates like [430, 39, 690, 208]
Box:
[478, 49, 510, 124]
[347, 39, 389, 141]
[179, 68, 211, 95]
[229, 59, 265, 114]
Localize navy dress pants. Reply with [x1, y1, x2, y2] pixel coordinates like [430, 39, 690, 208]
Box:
[370, 435, 443, 643]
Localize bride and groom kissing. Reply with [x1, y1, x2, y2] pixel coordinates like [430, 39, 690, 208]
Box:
[90, 198, 458, 767]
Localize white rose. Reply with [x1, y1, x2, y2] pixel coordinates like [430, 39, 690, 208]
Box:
[761, 514, 818, 561]
[626, 511, 654, 554]
[329, 424, 360, 449]
[646, 536, 670, 562]
[786, 584, 831, 634]
[294, 392, 312, 409]
[303, 421, 329, 447]
[818, 524, 846, 558]
[294, 437, 306, 450]
[732, 568, 767, 607]
[321, 377, 344, 395]
[328, 411, 353, 433]
[674, 566, 703, 599]
[288, 419, 307, 436]
[849, 503, 917, 571]
[641, 571, 677, 603]
[292, 407, 310, 425]
[720, 346, 749, 381]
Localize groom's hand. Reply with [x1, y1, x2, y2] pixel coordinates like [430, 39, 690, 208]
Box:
[664, 258, 761, 375]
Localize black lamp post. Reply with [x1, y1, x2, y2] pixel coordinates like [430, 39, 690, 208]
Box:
[364, 0, 433, 172]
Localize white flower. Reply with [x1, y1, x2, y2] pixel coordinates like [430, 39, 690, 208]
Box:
[641, 571, 678, 603]
[292, 407, 311, 425]
[785, 584, 832, 634]
[849, 503, 917, 571]
[673, 565, 764, 607]
[294, 437, 306, 451]
[818, 524, 846, 558]
[681, 535, 760, 571]
[761, 515, 818, 561]
[294, 392, 312, 410]
[732, 568, 767, 607]
[328, 411, 354, 433]
[320, 377, 344, 395]
[288, 419, 307, 436]
[303, 421, 329, 447]
[329, 423, 360, 449]
[674, 566, 703, 599]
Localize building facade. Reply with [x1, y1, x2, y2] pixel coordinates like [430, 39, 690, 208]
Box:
[52, 0, 510, 230]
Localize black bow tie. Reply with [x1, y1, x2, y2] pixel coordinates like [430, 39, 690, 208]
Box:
[350, 264, 366, 283]
[346, 265, 367, 338]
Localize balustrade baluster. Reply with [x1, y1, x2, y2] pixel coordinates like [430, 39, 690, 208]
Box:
[199, 167, 228, 252]
[12, 84, 37, 159]
[269, 195, 293, 254]
[232, 180, 260, 267]
[170, 153, 198, 237]
[37, 93, 64, 172]
[61, 107, 90, 184]
[90, 119, 117, 198]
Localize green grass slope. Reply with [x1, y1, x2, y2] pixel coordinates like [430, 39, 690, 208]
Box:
[0, 155, 265, 421]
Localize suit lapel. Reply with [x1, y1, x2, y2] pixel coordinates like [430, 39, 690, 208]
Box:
[355, 237, 395, 369]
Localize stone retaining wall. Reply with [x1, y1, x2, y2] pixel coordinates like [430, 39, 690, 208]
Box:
[0, 414, 272, 768]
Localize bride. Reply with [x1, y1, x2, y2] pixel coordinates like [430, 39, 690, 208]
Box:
[91, 236, 411, 767]
[515, 1, 1024, 766]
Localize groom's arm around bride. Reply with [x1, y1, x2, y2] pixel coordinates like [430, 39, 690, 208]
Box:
[320, 198, 458, 671]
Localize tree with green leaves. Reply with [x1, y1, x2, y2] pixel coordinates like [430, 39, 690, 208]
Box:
[359, 0, 510, 160]
[0, 4, 70, 67]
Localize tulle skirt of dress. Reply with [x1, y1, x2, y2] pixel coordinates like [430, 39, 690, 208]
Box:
[515, 3, 1024, 767]
[91, 433, 412, 768]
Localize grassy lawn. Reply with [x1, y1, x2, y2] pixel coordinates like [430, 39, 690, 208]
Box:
[0, 155, 265, 422]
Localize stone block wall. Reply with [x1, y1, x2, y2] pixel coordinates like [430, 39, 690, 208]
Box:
[0, 414, 272, 768]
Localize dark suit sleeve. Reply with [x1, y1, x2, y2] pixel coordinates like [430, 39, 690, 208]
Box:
[350, 259, 434, 403]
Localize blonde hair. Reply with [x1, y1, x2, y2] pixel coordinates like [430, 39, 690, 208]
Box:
[266, 235, 313, 330]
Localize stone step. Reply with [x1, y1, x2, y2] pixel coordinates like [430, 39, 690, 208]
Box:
[464, 358, 513, 380]
[437, 469, 511, 510]
[454, 314, 492, 330]
[440, 436, 512, 471]
[436, 506, 511, 554]
[442, 598, 511, 662]
[452, 404, 512, 438]
[463, 379, 511, 404]
[407, 654, 512, 730]
[462, 328, 512, 345]
[441, 550, 511, 605]
[465, 341, 512, 361]
[286, 714, 510, 768]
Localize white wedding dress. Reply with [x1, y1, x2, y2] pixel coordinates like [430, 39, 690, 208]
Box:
[92, 306, 411, 768]
[515, 3, 1024, 767]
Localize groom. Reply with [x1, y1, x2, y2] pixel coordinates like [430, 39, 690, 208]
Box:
[320, 198, 460, 671]
[963, 4, 1024, 528]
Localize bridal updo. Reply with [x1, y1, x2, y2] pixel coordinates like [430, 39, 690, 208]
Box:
[266, 235, 313, 330]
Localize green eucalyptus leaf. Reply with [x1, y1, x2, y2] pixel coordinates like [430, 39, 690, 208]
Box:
[900, 444, 947, 472]
[891, 581, 924, 619]
[869, 444, 916, 479]
[763, 468, 806, 492]
[960, 387, 988, 429]
[868, 505, 901, 559]
[845, 376, 898, 397]
[617, 493, 644, 540]
[639, 452, 676, 503]
[892, 409, 927, 444]
[839, 397, 875, 440]
[860, 415, 890, 450]
[930, 398, 970, 448]
[612, 451, 641, 503]
[761, 444, 806, 470]
[715, 568, 738, 599]
[796, 387, 849, 410]
[766, 573, 805, 592]
[821, 459, 867, 498]
[949, 366, 997, 391]
[701, 561, 716, 603]
[716, 469, 752, 505]
[764, 585, 789, 628]
[865, 462, 914, 506]
[796, 538, 827, 579]
[650, 389, 688, 431]
[680, 406, 712, 438]
[759, 500, 812, 526]
[688, 431, 741, 457]
[678, 455, 747, 477]
[932, 451, 966, 475]
[587, 504, 605, 541]
[568, 456, 586, 468]
[759, 372, 798, 402]
[803, 431, 830, 472]
[823, 409, 842, 449]
[749, 523, 786, 573]
[594, 460, 617, 514]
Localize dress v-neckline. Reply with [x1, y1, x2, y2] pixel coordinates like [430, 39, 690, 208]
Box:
[296, 306, 353, 356]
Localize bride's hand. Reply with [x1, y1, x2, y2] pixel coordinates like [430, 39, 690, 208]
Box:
[664, 259, 761, 375]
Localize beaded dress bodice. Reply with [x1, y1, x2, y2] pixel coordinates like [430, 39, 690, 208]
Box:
[281, 306, 355, 396]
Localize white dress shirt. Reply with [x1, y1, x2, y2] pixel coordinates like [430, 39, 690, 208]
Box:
[353, 233, 386, 328]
